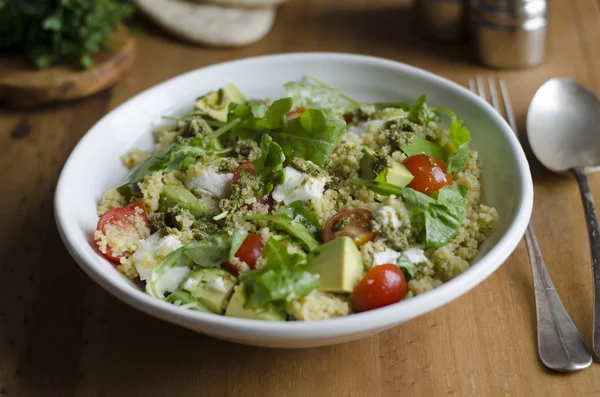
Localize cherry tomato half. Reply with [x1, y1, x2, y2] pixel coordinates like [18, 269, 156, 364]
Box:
[351, 264, 408, 313]
[323, 209, 375, 247]
[95, 201, 151, 262]
[232, 161, 254, 184]
[286, 106, 308, 120]
[221, 233, 265, 275]
[402, 154, 452, 195]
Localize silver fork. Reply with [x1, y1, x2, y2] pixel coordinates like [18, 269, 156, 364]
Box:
[469, 77, 593, 372]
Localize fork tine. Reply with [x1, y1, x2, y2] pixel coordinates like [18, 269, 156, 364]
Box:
[488, 77, 501, 114]
[468, 79, 476, 93]
[476, 76, 487, 101]
[499, 79, 518, 134]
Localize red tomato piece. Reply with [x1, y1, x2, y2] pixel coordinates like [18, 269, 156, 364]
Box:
[221, 233, 265, 275]
[232, 161, 254, 184]
[402, 154, 452, 195]
[351, 264, 408, 313]
[323, 209, 375, 247]
[95, 201, 151, 262]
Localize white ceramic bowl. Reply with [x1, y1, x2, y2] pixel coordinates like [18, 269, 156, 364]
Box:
[55, 53, 533, 348]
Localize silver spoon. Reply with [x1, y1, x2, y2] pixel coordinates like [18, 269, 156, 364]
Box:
[527, 77, 600, 360]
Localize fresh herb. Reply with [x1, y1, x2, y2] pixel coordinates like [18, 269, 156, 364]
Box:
[402, 185, 468, 248]
[252, 134, 286, 195]
[401, 138, 448, 162]
[245, 200, 321, 252]
[243, 237, 319, 309]
[147, 230, 247, 299]
[0, 0, 133, 69]
[397, 254, 417, 281]
[166, 289, 211, 312]
[284, 75, 360, 110]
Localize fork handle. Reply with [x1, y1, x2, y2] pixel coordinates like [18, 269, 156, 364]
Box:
[572, 167, 600, 359]
[525, 223, 593, 371]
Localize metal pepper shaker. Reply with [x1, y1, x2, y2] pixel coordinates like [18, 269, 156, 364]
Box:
[469, 0, 549, 68]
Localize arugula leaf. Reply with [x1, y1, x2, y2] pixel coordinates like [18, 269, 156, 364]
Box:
[397, 254, 417, 281]
[370, 102, 410, 110]
[272, 109, 346, 167]
[166, 289, 211, 312]
[407, 94, 440, 125]
[245, 200, 321, 251]
[277, 201, 322, 240]
[305, 75, 361, 107]
[252, 134, 286, 194]
[243, 237, 319, 309]
[437, 107, 471, 173]
[401, 138, 448, 162]
[117, 118, 239, 189]
[147, 231, 247, 299]
[350, 176, 405, 197]
[402, 185, 468, 248]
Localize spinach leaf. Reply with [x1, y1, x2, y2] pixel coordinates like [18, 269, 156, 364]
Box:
[402, 185, 468, 248]
[252, 134, 286, 194]
[401, 138, 448, 162]
[272, 109, 346, 167]
[243, 237, 319, 309]
[397, 254, 417, 281]
[147, 230, 248, 299]
[245, 200, 321, 251]
[166, 289, 211, 312]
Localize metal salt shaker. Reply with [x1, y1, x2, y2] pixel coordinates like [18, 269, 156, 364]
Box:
[469, 0, 549, 68]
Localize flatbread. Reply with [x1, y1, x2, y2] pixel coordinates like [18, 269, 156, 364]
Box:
[187, 0, 287, 8]
[133, 0, 276, 47]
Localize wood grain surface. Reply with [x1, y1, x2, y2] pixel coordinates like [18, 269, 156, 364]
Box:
[1, 0, 599, 396]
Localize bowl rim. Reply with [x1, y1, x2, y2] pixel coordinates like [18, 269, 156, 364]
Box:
[54, 52, 533, 339]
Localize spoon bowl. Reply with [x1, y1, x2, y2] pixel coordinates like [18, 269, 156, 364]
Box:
[527, 77, 600, 173]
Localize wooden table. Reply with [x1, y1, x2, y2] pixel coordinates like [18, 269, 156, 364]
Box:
[1, 0, 599, 395]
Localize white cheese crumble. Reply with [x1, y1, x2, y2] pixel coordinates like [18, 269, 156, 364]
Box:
[186, 170, 233, 198]
[372, 246, 402, 266]
[151, 266, 191, 297]
[133, 233, 182, 281]
[272, 167, 325, 204]
[375, 205, 402, 228]
[182, 277, 200, 291]
[402, 247, 431, 265]
[209, 276, 228, 293]
[347, 120, 383, 135]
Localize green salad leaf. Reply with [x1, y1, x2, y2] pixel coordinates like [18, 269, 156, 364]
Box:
[245, 201, 321, 251]
[284, 81, 342, 109]
[243, 237, 319, 309]
[252, 134, 286, 195]
[166, 289, 211, 312]
[407, 94, 440, 125]
[402, 185, 468, 248]
[350, 172, 405, 197]
[397, 254, 417, 281]
[147, 230, 247, 299]
[437, 108, 471, 174]
[401, 138, 448, 162]
[117, 118, 239, 190]
[272, 109, 346, 167]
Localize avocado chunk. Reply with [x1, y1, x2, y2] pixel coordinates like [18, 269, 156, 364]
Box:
[224, 284, 286, 321]
[306, 236, 364, 293]
[360, 148, 414, 187]
[180, 268, 237, 314]
[194, 83, 246, 122]
[159, 184, 204, 217]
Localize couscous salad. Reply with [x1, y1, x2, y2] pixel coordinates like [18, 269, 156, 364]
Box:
[94, 77, 498, 321]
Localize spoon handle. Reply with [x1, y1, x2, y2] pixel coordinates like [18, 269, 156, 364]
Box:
[572, 167, 600, 359]
[525, 224, 593, 371]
